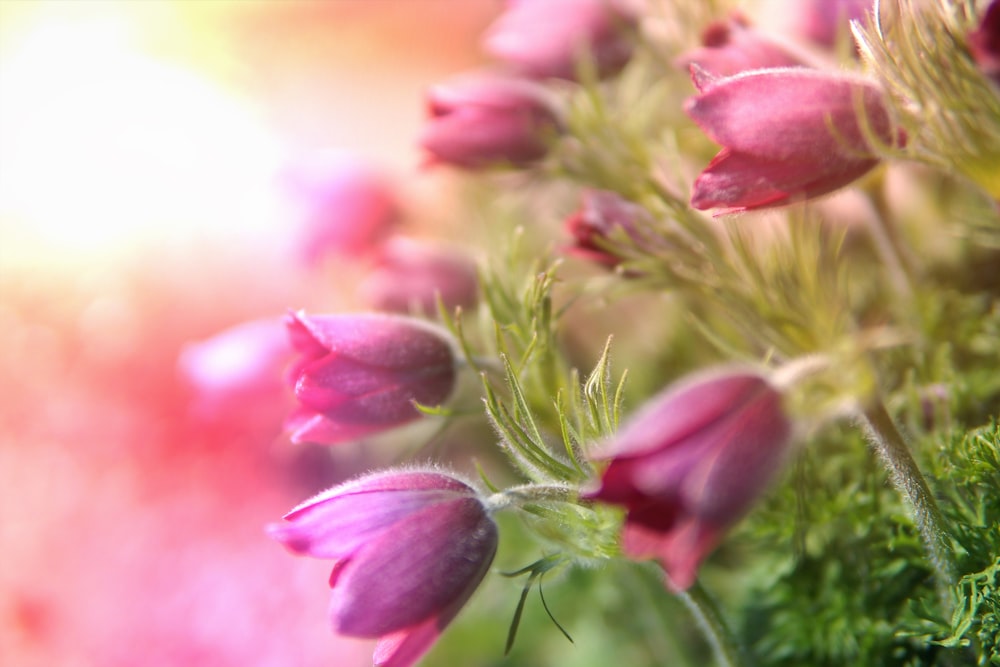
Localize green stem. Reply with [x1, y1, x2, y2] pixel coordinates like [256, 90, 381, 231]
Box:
[677, 580, 749, 667]
[862, 182, 918, 301]
[859, 399, 957, 592]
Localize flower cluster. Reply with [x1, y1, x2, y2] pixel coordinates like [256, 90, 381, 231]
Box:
[182, 1, 1000, 666]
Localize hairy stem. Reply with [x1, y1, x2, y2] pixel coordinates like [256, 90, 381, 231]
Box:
[678, 580, 749, 667]
[859, 399, 957, 592]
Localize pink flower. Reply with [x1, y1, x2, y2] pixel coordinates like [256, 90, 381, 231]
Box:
[969, 0, 1000, 86]
[284, 312, 458, 445]
[686, 68, 900, 212]
[419, 73, 560, 169]
[563, 189, 647, 268]
[585, 368, 793, 591]
[177, 318, 292, 427]
[268, 470, 498, 667]
[359, 237, 479, 314]
[282, 152, 400, 265]
[482, 0, 639, 80]
[674, 14, 810, 78]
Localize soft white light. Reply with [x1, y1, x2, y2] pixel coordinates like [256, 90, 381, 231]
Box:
[0, 11, 286, 254]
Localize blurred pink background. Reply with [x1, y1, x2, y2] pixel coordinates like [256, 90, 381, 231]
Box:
[0, 1, 497, 665]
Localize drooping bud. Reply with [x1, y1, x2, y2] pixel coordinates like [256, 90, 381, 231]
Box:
[685, 68, 901, 213]
[586, 368, 793, 590]
[482, 0, 639, 80]
[268, 469, 498, 667]
[419, 73, 560, 169]
[284, 312, 458, 445]
[359, 237, 479, 315]
[564, 189, 647, 268]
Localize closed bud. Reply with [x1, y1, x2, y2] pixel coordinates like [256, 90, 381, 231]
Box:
[268, 469, 498, 667]
[359, 237, 479, 315]
[419, 73, 560, 169]
[685, 68, 901, 212]
[564, 189, 646, 268]
[284, 312, 458, 445]
[586, 368, 793, 590]
[675, 14, 809, 79]
[482, 0, 639, 80]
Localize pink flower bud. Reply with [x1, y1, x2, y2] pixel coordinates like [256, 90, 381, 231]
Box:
[675, 14, 810, 78]
[969, 0, 1000, 86]
[586, 368, 793, 590]
[359, 237, 479, 314]
[685, 68, 900, 212]
[268, 470, 498, 667]
[482, 0, 639, 80]
[282, 152, 400, 265]
[419, 73, 561, 169]
[284, 312, 458, 445]
[564, 189, 647, 268]
[177, 318, 292, 425]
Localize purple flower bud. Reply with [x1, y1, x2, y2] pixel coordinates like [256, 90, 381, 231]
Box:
[563, 189, 646, 268]
[284, 312, 458, 445]
[419, 73, 560, 169]
[685, 68, 901, 213]
[268, 470, 498, 667]
[585, 368, 793, 590]
[969, 0, 1000, 86]
[675, 14, 810, 78]
[482, 0, 639, 80]
[359, 237, 479, 314]
[281, 152, 400, 265]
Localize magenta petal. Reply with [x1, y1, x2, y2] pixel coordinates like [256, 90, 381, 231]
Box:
[592, 371, 774, 460]
[285, 411, 388, 445]
[685, 69, 893, 161]
[690, 148, 879, 212]
[331, 498, 497, 636]
[372, 616, 442, 667]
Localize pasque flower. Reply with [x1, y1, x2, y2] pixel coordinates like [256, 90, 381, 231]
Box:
[482, 0, 639, 80]
[268, 470, 498, 667]
[564, 189, 647, 268]
[586, 368, 793, 591]
[419, 73, 560, 169]
[686, 68, 900, 212]
[674, 14, 809, 78]
[359, 236, 479, 315]
[285, 312, 458, 445]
